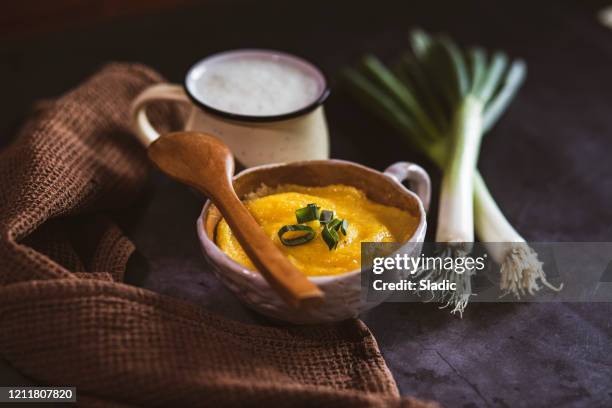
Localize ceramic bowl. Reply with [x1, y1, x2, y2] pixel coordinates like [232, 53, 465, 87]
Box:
[196, 159, 430, 324]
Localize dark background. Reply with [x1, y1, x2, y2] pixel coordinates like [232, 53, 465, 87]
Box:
[1, 0, 611, 406]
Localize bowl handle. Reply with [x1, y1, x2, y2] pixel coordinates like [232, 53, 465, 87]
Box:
[384, 162, 431, 212]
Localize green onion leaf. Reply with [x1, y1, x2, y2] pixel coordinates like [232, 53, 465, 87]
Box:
[322, 225, 339, 250]
[477, 51, 508, 102]
[295, 203, 320, 223]
[319, 210, 335, 224]
[482, 60, 526, 132]
[340, 220, 348, 236]
[362, 54, 442, 139]
[329, 218, 348, 235]
[439, 36, 469, 98]
[277, 225, 316, 246]
[328, 218, 342, 231]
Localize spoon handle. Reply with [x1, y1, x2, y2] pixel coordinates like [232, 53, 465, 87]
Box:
[214, 187, 324, 308]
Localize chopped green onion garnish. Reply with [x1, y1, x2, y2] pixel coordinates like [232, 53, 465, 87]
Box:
[277, 224, 316, 246]
[283, 204, 348, 250]
[322, 225, 339, 250]
[328, 218, 342, 231]
[319, 210, 335, 224]
[340, 220, 348, 236]
[295, 203, 320, 223]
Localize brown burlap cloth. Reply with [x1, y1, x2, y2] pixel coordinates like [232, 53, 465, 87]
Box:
[0, 64, 437, 407]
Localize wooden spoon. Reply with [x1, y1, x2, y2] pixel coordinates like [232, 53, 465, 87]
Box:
[147, 131, 324, 308]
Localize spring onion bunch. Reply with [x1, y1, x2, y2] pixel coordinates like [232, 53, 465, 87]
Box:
[342, 29, 561, 313]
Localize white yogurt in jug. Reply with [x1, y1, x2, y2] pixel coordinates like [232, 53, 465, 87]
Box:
[183, 49, 330, 166]
[186, 51, 325, 117]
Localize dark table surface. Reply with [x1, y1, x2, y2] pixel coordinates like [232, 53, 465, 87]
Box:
[1, 0, 612, 406]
